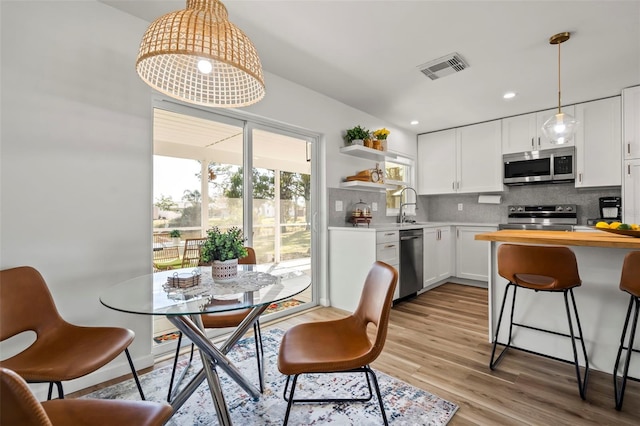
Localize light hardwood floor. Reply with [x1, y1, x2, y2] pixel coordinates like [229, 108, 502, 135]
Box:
[72, 283, 640, 425]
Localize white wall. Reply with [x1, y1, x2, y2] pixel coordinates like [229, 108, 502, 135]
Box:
[0, 0, 416, 396]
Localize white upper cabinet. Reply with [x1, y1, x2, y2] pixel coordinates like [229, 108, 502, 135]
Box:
[417, 129, 456, 194]
[575, 97, 622, 188]
[623, 86, 640, 160]
[418, 121, 502, 195]
[502, 113, 537, 153]
[624, 159, 640, 225]
[502, 106, 576, 154]
[456, 120, 503, 193]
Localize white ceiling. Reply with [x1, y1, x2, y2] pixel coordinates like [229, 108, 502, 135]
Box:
[103, 0, 640, 134]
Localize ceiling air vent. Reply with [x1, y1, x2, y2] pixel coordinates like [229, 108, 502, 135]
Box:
[418, 53, 469, 80]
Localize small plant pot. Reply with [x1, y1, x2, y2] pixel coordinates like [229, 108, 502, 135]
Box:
[363, 139, 373, 148]
[211, 258, 239, 281]
[351, 139, 364, 146]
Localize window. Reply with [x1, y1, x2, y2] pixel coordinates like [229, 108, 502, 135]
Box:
[385, 155, 415, 217]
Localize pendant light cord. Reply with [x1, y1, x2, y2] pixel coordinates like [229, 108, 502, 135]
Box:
[557, 41, 562, 114]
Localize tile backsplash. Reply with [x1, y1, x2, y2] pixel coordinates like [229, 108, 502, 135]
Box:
[328, 183, 621, 227]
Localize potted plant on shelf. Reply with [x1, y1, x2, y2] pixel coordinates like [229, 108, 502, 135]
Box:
[344, 125, 370, 147]
[200, 226, 248, 281]
[372, 128, 390, 150]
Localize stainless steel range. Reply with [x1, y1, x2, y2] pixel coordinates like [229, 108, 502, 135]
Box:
[498, 204, 577, 231]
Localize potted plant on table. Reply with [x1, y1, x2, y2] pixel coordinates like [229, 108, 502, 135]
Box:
[200, 226, 248, 281]
[344, 125, 371, 147]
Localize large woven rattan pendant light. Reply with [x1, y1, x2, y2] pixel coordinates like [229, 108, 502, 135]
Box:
[136, 0, 265, 108]
[541, 32, 578, 145]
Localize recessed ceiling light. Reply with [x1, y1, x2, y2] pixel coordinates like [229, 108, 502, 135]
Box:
[503, 92, 516, 99]
[410, 120, 419, 125]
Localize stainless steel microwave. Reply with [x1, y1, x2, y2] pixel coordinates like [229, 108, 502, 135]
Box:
[503, 146, 575, 185]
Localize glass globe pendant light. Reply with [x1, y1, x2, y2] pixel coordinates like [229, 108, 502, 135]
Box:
[542, 32, 578, 145]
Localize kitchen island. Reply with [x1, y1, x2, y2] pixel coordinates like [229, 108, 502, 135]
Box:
[475, 229, 640, 376]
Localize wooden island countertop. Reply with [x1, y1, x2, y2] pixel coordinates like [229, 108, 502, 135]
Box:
[475, 229, 640, 249]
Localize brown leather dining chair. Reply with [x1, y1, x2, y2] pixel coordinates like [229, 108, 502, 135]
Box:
[167, 247, 265, 400]
[278, 261, 398, 425]
[0, 367, 172, 426]
[0, 266, 145, 401]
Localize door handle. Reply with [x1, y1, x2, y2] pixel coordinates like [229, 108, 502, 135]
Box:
[400, 236, 420, 241]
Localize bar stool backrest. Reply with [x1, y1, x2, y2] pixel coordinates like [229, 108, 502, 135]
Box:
[498, 244, 581, 290]
[620, 251, 640, 297]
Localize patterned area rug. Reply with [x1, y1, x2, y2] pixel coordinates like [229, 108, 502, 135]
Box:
[153, 300, 304, 344]
[87, 329, 458, 425]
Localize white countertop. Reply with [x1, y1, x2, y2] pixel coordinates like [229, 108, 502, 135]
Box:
[328, 222, 500, 232]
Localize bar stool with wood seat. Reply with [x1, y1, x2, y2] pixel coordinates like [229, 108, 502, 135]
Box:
[613, 251, 640, 411]
[490, 244, 589, 400]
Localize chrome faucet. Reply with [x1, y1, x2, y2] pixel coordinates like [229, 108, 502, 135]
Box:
[397, 187, 418, 224]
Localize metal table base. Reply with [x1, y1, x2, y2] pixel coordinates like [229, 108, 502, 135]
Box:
[166, 304, 268, 426]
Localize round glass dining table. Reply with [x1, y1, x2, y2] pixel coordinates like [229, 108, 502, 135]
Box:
[100, 264, 311, 426]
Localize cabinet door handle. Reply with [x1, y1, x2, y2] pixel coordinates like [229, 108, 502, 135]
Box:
[537, 137, 541, 147]
[628, 143, 631, 155]
[629, 164, 632, 175]
[579, 173, 582, 183]
[452, 181, 455, 190]
[385, 244, 396, 248]
[384, 232, 395, 236]
[531, 137, 534, 149]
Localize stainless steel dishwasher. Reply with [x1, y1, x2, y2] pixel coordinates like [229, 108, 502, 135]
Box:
[399, 228, 423, 299]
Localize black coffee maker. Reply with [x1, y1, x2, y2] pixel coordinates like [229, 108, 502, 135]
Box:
[587, 197, 622, 225]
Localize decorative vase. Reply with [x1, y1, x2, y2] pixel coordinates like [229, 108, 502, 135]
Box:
[211, 258, 238, 281]
[351, 139, 364, 146]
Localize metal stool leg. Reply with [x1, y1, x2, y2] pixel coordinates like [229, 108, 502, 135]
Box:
[564, 289, 589, 400]
[614, 296, 639, 410]
[490, 283, 517, 369]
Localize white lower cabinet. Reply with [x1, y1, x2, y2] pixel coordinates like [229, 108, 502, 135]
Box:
[376, 230, 400, 300]
[328, 229, 400, 313]
[423, 227, 452, 288]
[329, 225, 496, 311]
[455, 226, 497, 281]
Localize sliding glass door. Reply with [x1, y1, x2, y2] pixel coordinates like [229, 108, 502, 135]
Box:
[151, 101, 317, 350]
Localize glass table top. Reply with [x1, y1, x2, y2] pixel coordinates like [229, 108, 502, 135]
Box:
[100, 264, 310, 316]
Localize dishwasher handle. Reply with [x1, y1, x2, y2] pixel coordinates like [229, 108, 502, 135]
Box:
[400, 235, 421, 241]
